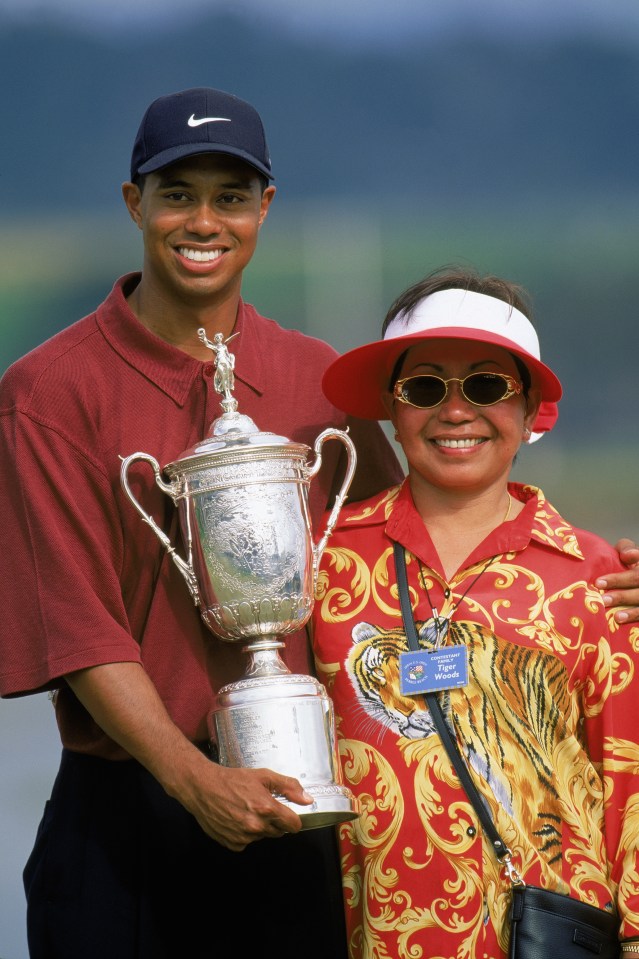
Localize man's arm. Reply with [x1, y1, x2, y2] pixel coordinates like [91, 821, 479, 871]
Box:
[596, 539, 639, 624]
[66, 661, 312, 851]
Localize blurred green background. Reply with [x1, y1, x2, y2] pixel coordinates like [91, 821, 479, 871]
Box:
[3, 199, 637, 543]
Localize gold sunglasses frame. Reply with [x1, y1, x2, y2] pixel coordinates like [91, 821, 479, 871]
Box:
[393, 372, 523, 409]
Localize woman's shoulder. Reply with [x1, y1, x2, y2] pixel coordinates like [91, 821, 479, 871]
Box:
[518, 483, 625, 578]
[569, 524, 625, 577]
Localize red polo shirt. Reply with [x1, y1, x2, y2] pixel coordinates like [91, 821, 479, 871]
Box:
[0, 274, 403, 756]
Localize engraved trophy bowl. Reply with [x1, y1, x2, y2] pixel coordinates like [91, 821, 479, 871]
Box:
[120, 330, 359, 829]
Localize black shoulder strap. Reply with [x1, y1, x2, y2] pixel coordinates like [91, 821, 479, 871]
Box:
[392, 541, 509, 860]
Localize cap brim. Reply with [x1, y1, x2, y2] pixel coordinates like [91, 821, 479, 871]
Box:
[322, 327, 562, 432]
[136, 142, 273, 180]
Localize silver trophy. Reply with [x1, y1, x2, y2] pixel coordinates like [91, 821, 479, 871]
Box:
[120, 329, 359, 828]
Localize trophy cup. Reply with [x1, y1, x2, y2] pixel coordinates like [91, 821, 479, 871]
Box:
[120, 330, 359, 829]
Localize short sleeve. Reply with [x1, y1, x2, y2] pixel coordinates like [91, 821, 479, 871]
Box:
[0, 407, 142, 697]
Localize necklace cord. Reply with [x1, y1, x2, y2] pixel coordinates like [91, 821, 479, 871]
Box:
[417, 491, 512, 625]
[419, 555, 496, 626]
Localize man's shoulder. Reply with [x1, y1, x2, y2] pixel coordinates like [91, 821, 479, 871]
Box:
[243, 302, 339, 364]
[1, 312, 101, 413]
[1, 276, 136, 415]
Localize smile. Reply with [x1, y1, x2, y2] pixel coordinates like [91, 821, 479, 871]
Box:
[178, 248, 224, 262]
[434, 437, 487, 449]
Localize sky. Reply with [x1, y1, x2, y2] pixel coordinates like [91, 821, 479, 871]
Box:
[2, 0, 639, 45]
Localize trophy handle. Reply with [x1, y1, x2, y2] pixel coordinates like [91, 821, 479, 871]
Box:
[119, 452, 201, 606]
[308, 428, 357, 581]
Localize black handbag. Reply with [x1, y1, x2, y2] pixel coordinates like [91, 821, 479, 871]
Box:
[509, 883, 619, 959]
[393, 543, 621, 959]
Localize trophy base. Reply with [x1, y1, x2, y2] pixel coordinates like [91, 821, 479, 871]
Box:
[279, 784, 359, 830]
[210, 666, 359, 831]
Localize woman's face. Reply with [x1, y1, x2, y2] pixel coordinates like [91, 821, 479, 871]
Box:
[386, 338, 540, 498]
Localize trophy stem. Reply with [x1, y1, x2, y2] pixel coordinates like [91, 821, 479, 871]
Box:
[242, 640, 290, 679]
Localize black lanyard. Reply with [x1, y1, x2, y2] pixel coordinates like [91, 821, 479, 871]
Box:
[392, 541, 510, 863]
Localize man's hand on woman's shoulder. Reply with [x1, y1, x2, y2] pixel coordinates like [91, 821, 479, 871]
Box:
[597, 539, 639, 624]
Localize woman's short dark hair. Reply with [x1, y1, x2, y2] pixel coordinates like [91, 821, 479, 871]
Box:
[384, 265, 533, 394]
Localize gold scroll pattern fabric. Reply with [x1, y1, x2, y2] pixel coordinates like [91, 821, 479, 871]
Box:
[312, 483, 639, 959]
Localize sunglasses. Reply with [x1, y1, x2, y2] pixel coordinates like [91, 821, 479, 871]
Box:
[393, 372, 523, 409]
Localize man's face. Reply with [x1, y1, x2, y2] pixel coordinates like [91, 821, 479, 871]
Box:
[122, 154, 275, 307]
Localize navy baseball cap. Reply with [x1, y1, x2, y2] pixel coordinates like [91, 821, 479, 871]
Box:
[130, 87, 273, 181]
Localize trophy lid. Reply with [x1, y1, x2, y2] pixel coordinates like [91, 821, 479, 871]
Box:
[179, 409, 294, 458]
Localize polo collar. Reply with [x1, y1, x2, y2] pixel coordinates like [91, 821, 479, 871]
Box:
[385, 480, 585, 572]
[96, 274, 265, 406]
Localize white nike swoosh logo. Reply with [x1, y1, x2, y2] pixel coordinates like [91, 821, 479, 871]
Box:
[187, 115, 232, 127]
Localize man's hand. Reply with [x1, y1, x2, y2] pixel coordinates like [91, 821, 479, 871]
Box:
[596, 538, 639, 624]
[177, 757, 311, 851]
[66, 661, 312, 851]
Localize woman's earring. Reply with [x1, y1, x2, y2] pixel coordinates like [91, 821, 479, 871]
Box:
[523, 427, 531, 442]
[394, 430, 400, 441]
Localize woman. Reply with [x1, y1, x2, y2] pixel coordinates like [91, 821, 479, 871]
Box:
[312, 268, 639, 958]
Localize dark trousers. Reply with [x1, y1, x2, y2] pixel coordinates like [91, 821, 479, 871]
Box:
[24, 749, 348, 959]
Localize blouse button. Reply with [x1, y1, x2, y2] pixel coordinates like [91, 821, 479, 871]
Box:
[467, 826, 477, 837]
[203, 364, 214, 377]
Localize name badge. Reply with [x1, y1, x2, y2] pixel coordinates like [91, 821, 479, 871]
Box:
[399, 645, 469, 695]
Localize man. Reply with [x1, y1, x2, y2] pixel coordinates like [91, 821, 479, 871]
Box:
[0, 87, 637, 959]
[0, 87, 403, 959]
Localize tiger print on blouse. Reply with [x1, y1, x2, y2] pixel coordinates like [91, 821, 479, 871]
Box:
[345, 618, 596, 867]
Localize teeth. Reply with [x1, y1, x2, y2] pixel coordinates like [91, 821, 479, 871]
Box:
[178, 248, 222, 262]
[435, 438, 485, 448]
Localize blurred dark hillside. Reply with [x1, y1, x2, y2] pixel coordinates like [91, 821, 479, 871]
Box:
[1, 12, 638, 210]
[0, 11, 637, 461]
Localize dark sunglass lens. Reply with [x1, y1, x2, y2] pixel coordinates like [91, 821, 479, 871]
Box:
[464, 373, 508, 405]
[403, 376, 446, 407]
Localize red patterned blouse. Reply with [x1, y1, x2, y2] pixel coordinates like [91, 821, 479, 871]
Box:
[312, 480, 639, 959]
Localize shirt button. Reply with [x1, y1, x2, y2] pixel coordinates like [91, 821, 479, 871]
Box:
[203, 364, 214, 377]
